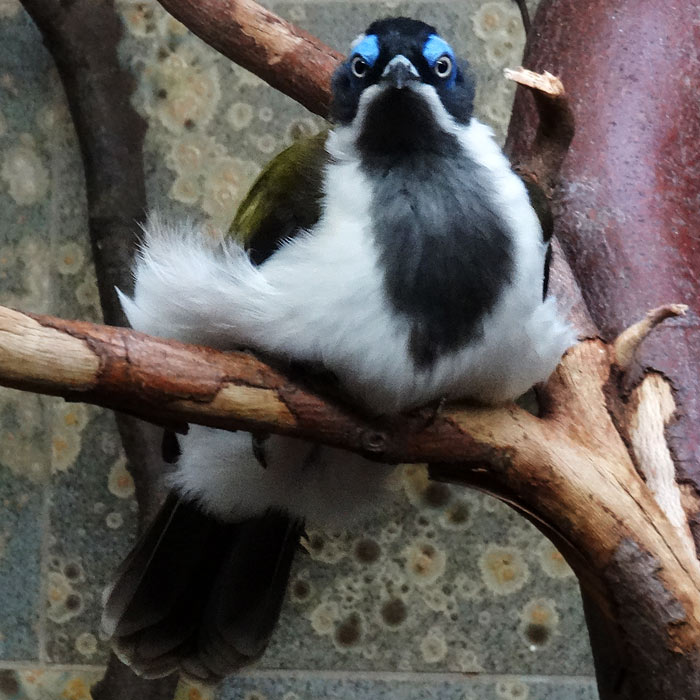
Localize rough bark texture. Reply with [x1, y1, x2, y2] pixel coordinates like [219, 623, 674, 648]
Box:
[2, 303, 699, 679]
[605, 540, 700, 697]
[19, 0, 178, 696]
[506, 1, 700, 697]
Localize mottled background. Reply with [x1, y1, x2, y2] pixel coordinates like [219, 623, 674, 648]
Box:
[0, 0, 598, 698]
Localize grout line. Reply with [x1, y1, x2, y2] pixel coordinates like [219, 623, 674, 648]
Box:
[35, 76, 64, 666]
[233, 670, 599, 685]
[0, 662, 598, 684]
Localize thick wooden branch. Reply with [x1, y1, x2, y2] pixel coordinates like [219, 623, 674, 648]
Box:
[0, 305, 524, 464]
[156, 0, 343, 117]
[3, 304, 700, 657]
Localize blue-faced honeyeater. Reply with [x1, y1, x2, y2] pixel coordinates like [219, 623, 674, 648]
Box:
[103, 17, 574, 682]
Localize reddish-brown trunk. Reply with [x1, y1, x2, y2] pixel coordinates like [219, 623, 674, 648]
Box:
[507, 3, 700, 697]
[508, 0, 700, 487]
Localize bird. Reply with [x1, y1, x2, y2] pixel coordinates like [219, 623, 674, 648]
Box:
[102, 16, 574, 683]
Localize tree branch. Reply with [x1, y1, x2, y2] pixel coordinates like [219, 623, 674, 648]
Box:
[2, 303, 700, 653]
[156, 0, 343, 117]
[0, 305, 524, 463]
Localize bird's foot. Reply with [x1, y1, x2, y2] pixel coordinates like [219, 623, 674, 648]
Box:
[406, 397, 446, 430]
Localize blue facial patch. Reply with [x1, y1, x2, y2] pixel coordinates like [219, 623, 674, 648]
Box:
[351, 34, 380, 66]
[423, 34, 455, 67]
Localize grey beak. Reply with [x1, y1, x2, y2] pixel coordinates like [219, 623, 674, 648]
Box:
[382, 55, 420, 89]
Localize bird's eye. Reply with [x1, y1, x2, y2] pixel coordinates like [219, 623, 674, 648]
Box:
[351, 56, 369, 78]
[434, 55, 453, 79]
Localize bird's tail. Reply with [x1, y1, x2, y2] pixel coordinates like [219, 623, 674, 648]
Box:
[102, 492, 302, 682]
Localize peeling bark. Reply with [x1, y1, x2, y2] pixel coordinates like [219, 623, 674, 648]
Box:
[1, 303, 700, 679]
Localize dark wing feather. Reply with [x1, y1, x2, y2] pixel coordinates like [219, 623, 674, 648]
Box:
[519, 174, 554, 299]
[198, 513, 302, 672]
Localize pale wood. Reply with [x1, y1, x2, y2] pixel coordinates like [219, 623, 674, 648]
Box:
[0, 307, 99, 389]
[1, 303, 699, 663]
[504, 67, 564, 96]
[628, 373, 696, 560]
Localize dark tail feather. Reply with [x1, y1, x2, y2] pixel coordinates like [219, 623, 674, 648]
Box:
[198, 512, 301, 675]
[102, 493, 302, 681]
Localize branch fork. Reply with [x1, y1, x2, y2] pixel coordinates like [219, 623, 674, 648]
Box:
[0, 304, 696, 605]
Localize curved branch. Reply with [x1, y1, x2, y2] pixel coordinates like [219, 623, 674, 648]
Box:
[0, 305, 526, 463]
[156, 0, 343, 117]
[2, 303, 700, 648]
[614, 304, 688, 369]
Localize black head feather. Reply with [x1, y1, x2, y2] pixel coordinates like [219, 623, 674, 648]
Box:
[331, 16, 474, 127]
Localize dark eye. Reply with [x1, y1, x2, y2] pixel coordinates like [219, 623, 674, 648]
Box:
[351, 56, 369, 78]
[434, 55, 453, 79]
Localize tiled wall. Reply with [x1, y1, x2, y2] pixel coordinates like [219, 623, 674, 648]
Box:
[0, 1, 599, 698]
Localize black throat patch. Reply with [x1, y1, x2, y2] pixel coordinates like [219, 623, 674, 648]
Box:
[357, 89, 515, 367]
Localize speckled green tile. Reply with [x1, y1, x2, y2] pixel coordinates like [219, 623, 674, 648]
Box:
[0, 52, 55, 316]
[43, 408, 137, 664]
[214, 672, 599, 700]
[0, 471, 44, 661]
[257, 476, 592, 674]
[0, 4, 46, 72]
[48, 104, 103, 325]
[0, 1, 59, 664]
[0, 666, 102, 700]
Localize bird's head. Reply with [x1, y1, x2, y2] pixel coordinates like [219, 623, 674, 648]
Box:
[331, 17, 475, 156]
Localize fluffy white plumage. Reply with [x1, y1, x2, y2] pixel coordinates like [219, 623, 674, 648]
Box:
[120, 84, 574, 525]
[174, 428, 392, 526]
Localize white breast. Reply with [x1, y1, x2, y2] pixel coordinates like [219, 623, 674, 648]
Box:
[250, 118, 574, 410]
[121, 115, 574, 523]
[123, 119, 573, 414]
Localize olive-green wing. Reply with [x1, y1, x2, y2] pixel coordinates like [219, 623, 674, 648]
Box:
[231, 132, 554, 296]
[230, 130, 330, 265]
